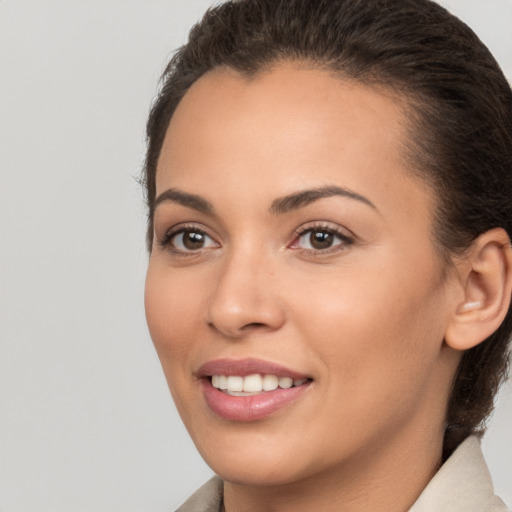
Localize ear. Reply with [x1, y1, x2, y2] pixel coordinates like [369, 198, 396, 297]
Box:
[445, 228, 512, 351]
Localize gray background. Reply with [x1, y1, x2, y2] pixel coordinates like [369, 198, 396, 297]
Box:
[1, 1, 510, 510]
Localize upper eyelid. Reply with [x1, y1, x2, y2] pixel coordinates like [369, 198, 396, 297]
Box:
[293, 221, 355, 239]
[153, 208, 221, 235]
[159, 221, 213, 236]
[296, 224, 349, 235]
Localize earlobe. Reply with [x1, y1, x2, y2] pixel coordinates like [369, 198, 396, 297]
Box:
[445, 228, 512, 351]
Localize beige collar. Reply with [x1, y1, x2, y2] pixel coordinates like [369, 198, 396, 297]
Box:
[409, 436, 508, 512]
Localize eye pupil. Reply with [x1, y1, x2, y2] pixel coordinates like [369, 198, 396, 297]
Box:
[310, 230, 333, 249]
[183, 231, 205, 250]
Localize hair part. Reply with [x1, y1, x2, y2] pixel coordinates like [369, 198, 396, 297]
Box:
[142, 0, 512, 457]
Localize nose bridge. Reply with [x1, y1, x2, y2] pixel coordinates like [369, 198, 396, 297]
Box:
[206, 239, 284, 337]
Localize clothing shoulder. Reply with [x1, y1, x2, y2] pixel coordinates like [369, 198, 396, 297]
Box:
[175, 476, 223, 512]
[409, 436, 509, 512]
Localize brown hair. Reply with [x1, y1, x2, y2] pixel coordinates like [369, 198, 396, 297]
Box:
[142, 0, 512, 458]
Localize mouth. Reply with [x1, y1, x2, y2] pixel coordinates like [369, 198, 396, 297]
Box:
[197, 358, 313, 421]
[210, 374, 309, 396]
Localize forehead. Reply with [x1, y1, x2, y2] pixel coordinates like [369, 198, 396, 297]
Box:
[156, 62, 432, 220]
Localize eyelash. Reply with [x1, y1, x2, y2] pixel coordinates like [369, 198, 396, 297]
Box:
[158, 224, 217, 257]
[290, 223, 354, 255]
[157, 222, 354, 257]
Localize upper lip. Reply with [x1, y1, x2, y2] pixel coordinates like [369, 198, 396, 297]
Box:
[196, 358, 310, 380]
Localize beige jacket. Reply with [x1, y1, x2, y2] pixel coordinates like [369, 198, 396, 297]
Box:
[176, 436, 509, 512]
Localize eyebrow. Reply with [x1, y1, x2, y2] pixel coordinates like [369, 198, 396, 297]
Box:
[151, 185, 376, 218]
[269, 185, 377, 215]
[151, 188, 215, 217]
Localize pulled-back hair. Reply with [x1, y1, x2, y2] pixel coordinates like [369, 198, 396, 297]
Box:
[142, 0, 512, 458]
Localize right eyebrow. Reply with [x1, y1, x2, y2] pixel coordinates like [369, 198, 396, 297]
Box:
[150, 188, 216, 217]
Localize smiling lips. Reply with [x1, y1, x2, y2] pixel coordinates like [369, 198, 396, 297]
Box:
[198, 359, 312, 421]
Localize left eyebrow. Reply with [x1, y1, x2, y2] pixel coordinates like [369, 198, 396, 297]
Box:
[269, 185, 377, 215]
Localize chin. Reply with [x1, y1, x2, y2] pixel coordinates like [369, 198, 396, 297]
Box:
[205, 434, 291, 479]
[207, 454, 309, 488]
[190, 423, 331, 488]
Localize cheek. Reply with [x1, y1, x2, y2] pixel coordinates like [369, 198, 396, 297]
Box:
[144, 264, 210, 423]
[144, 264, 203, 364]
[289, 255, 448, 393]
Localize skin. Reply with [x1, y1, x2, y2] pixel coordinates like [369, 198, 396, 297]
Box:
[145, 63, 467, 512]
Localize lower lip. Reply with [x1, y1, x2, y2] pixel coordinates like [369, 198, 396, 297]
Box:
[202, 379, 311, 422]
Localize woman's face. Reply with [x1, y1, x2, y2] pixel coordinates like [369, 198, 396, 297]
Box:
[145, 64, 461, 486]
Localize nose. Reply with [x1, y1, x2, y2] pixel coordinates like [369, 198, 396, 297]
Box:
[205, 250, 286, 339]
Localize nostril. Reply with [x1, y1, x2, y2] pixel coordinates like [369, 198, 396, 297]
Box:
[207, 320, 271, 338]
[242, 322, 267, 330]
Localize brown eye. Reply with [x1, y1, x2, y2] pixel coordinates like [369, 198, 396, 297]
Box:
[182, 231, 206, 250]
[309, 230, 334, 249]
[170, 229, 217, 252]
[292, 226, 352, 252]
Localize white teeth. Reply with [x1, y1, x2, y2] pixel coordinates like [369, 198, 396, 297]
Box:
[218, 375, 228, 390]
[211, 374, 308, 393]
[262, 374, 279, 391]
[278, 376, 293, 389]
[226, 376, 243, 392]
[243, 374, 263, 392]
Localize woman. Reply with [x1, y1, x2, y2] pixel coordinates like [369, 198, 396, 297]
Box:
[142, 0, 512, 510]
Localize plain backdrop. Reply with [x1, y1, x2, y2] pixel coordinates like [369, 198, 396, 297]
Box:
[1, 1, 511, 510]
